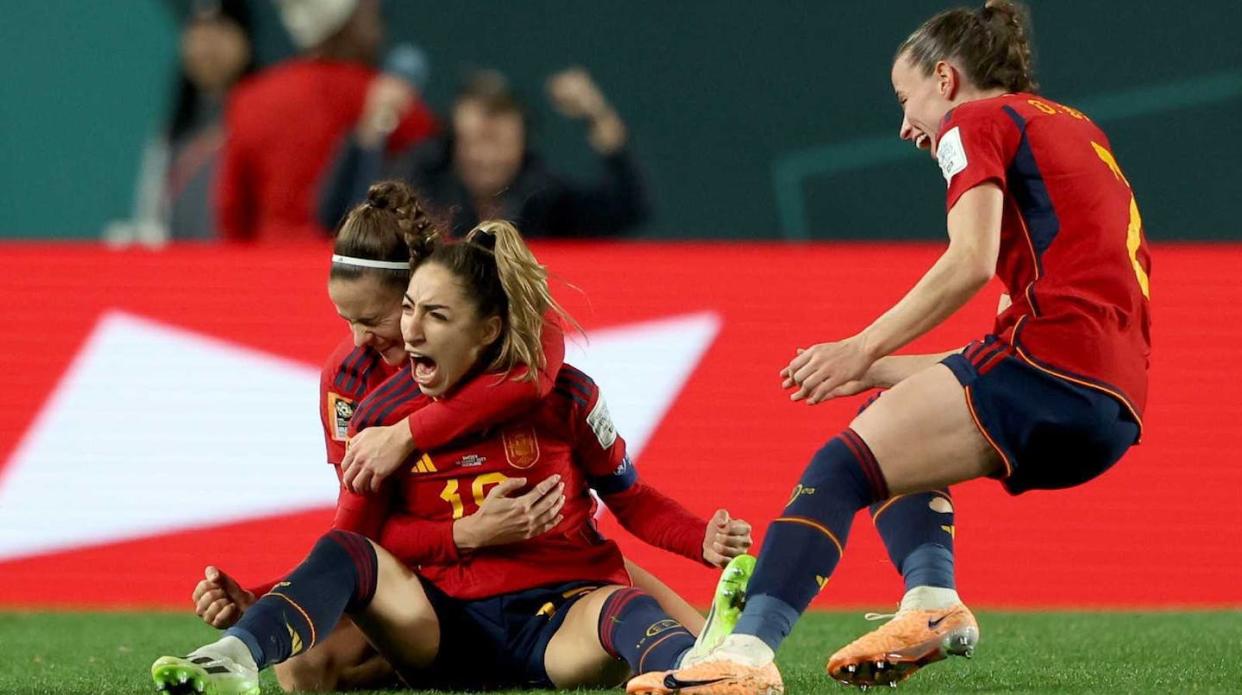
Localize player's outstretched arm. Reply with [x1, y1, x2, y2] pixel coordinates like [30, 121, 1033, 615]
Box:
[604, 482, 753, 568]
[341, 319, 566, 493]
[783, 183, 1003, 405]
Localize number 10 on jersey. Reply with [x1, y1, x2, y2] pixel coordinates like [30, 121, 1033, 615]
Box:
[439, 473, 511, 519]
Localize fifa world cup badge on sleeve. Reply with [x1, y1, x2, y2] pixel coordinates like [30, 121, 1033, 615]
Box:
[503, 427, 541, 469]
[327, 393, 355, 441]
[937, 126, 967, 185]
[587, 395, 618, 449]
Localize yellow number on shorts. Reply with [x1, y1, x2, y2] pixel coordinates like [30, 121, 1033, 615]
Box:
[1091, 142, 1150, 299]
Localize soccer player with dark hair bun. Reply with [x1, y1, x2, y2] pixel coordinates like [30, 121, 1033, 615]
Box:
[653, 1, 1150, 692]
[154, 187, 754, 694]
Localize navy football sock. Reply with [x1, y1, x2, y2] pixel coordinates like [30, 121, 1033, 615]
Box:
[735, 429, 888, 652]
[869, 490, 956, 591]
[598, 588, 695, 673]
[225, 530, 378, 669]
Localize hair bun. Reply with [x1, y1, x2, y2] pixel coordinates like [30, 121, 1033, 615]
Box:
[366, 181, 410, 216]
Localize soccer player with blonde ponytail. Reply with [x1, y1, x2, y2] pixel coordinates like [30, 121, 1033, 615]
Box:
[154, 186, 754, 694]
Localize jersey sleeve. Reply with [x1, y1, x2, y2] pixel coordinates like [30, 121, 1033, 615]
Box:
[403, 316, 566, 450]
[569, 376, 635, 493]
[938, 105, 1020, 211]
[569, 379, 708, 564]
[376, 514, 459, 565]
[319, 363, 350, 466]
[329, 467, 388, 539]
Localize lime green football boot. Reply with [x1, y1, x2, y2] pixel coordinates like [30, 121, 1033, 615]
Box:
[151, 646, 260, 695]
[682, 553, 756, 667]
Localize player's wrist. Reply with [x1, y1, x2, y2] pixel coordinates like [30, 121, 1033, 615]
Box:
[854, 331, 886, 363]
[868, 357, 897, 389]
[452, 516, 481, 551]
[392, 420, 416, 456]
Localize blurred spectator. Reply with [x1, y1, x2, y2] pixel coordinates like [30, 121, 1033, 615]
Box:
[319, 68, 649, 238]
[105, 0, 255, 245]
[216, 0, 436, 242]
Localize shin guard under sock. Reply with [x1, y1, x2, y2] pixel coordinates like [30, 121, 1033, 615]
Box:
[226, 530, 378, 668]
[598, 588, 696, 673]
[735, 429, 888, 652]
[870, 489, 956, 590]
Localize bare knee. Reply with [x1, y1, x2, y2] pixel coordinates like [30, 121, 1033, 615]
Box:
[544, 586, 629, 688]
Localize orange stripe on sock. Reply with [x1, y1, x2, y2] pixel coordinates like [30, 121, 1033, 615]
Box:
[773, 516, 844, 557]
[269, 592, 317, 650]
[870, 494, 906, 522]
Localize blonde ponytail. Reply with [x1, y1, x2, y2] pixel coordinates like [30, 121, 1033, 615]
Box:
[466, 221, 577, 379]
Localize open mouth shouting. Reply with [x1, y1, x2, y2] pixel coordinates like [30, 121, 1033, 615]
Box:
[408, 350, 439, 389]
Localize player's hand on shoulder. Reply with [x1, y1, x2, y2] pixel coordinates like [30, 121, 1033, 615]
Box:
[782, 338, 875, 405]
[455, 475, 566, 550]
[341, 423, 417, 494]
[702, 509, 753, 568]
[192, 565, 255, 629]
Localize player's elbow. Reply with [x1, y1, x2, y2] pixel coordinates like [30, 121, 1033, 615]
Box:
[961, 259, 993, 292]
[945, 243, 996, 292]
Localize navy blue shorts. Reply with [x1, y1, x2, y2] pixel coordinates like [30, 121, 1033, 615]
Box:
[940, 338, 1140, 495]
[407, 579, 600, 691]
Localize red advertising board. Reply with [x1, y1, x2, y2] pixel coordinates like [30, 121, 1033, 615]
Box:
[0, 242, 1237, 609]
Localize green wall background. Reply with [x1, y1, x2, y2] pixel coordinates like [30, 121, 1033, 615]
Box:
[2, 1, 1238, 240]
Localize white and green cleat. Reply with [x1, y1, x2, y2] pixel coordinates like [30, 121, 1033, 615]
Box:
[681, 553, 756, 667]
[151, 648, 259, 695]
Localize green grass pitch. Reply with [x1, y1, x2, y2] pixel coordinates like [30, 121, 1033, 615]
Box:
[1, 610, 1239, 694]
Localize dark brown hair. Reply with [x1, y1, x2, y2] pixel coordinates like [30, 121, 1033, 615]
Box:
[407, 219, 574, 382]
[455, 69, 525, 118]
[330, 181, 437, 293]
[896, 0, 1038, 94]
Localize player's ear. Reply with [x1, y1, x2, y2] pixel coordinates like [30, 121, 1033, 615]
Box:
[934, 60, 959, 100]
[479, 313, 503, 346]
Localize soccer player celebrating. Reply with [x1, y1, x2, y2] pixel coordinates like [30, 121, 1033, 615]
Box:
[649, 1, 1150, 692]
[184, 183, 744, 692]
[153, 193, 754, 693]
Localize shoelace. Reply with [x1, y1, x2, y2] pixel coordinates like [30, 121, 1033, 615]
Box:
[863, 611, 897, 622]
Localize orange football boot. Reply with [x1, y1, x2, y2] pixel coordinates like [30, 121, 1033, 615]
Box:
[826, 605, 978, 688]
[627, 660, 783, 695]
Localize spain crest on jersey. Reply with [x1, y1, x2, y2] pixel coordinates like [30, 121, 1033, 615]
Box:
[502, 427, 540, 469]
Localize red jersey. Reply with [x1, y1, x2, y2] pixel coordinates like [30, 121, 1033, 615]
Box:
[217, 59, 437, 242]
[938, 93, 1152, 425]
[346, 364, 707, 601]
[319, 337, 401, 466]
[320, 321, 567, 466]
[240, 329, 569, 597]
